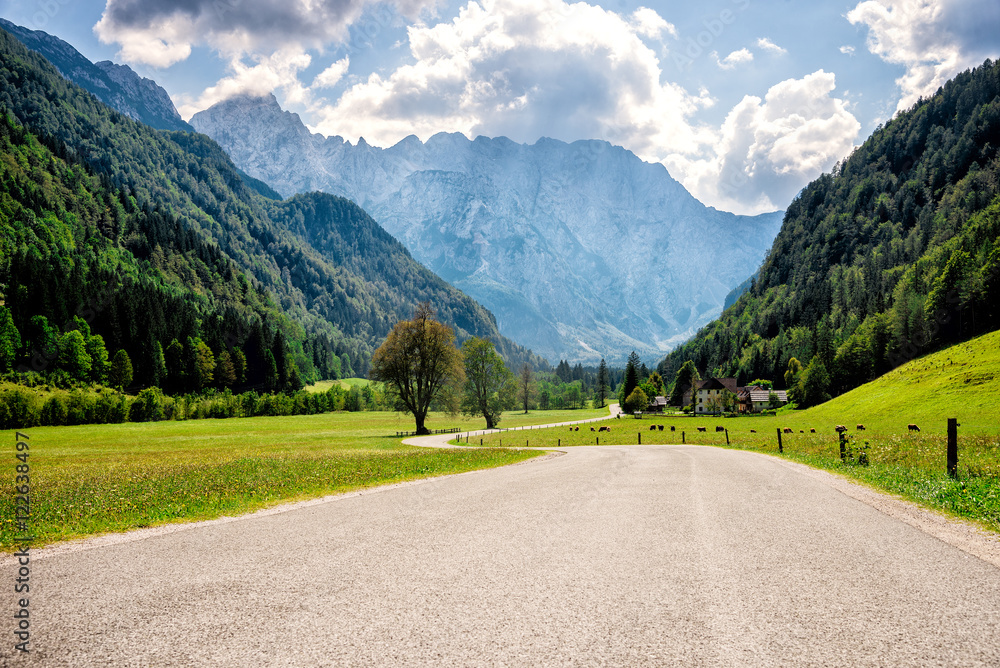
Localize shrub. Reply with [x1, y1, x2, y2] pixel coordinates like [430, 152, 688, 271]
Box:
[129, 387, 166, 422]
[2, 389, 39, 428]
[40, 395, 68, 426]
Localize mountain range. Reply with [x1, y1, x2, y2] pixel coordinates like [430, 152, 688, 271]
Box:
[191, 95, 784, 364]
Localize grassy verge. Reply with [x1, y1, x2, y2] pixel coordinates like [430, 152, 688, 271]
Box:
[0, 411, 548, 550]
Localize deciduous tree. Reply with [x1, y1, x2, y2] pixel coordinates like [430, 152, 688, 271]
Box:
[461, 337, 516, 429]
[369, 303, 464, 435]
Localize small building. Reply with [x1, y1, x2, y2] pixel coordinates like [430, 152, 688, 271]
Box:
[647, 395, 668, 413]
[737, 385, 788, 413]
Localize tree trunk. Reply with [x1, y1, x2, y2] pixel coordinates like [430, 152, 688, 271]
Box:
[414, 411, 429, 435]
[485, 414, 496, 430]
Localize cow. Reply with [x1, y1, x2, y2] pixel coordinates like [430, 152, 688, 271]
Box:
[658, 425, 664, 431]
[716, 426, 725, 432]
[649, 425, 657, 431]
[799, 430, 805, 434]
[697, 427, 707, 432]
[750, 429, 756, 433]
[810, 428, 816, 433]
[835, 425, 847, 433]
[783, 427, 793, 434]
[598, 426, 607, 432]
[857, 424, 866, 431]
[574, 427, 579, 432]
[590, 427, 595, 432]
[908, 424, 920, 432]
[670, 426, 675, 432]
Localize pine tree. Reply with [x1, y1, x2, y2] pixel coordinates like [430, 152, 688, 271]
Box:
[596, 359, 609, 408]
[0, 307, 20, 372]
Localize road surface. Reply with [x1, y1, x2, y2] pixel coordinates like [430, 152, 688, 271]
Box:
[2, 436, 999, 665]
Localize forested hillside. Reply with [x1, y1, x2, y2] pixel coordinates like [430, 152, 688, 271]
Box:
[660, 59, 1000, 405]
[0, 27, 540, 394]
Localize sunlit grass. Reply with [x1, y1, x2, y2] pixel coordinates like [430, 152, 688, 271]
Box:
[0, 410, 567, 550]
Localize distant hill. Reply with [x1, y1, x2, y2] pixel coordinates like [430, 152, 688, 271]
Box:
[191, 93, 784, 365]
[0, 18, 192, 133]
[0, 26, 543, 386]
[659, 59, 1000, 401]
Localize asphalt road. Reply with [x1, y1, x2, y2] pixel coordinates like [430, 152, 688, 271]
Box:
[3, 442, 1000, 666]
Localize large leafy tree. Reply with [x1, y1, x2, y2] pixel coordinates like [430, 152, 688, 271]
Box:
[369, 303, 464, 435]
[461, 337, 516, 429]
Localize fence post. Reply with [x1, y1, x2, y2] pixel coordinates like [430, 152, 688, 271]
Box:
[682, 431, 685, 444]
[638, 433, 641, 445]
[839, 431, 846, 461]
[597, 437, 599, 446]
[725, 429, 729, 445]
[776, 428, 783, 453]
[947, 418, 959, 478]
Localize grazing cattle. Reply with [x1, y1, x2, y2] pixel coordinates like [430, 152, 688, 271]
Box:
[697, 427, 707, 432]
[835, 425, 847, 433]
[670, 426, 675, 432]
[649, 425, 657, 431]
[598, 426, 607, 432]
[857, 424, 866, 431]
[569, 427, 574, 432]
[590, 427, 595, 431]
[750, 429, 756, 433]
[716, 426, 725, 432]
[810, 428, 816, 433]
[783, 427, 793, 434]
[574, 427, 579, 432]
[658, 425, 664, 431]
[908, 424, 920, 432]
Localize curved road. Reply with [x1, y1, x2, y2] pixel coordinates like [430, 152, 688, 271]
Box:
[3, 415, 1000, 665]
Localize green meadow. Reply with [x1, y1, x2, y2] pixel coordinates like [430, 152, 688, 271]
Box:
[0, 408, 607, 550]
[471, 331, 1000, 533]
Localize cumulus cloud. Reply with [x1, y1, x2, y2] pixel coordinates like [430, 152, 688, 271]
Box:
[714, 48, 754, 70]
[175, 50, 314, 118]
[665, 71, 861, 214]
[311, 0, 713, 159]
[840, 45, 856, 55]
[630, 7, 677, 40]
[94, 0, 433, 66]
[848, 0, 1000, 111]
[756, 37, 786, 54]
[314, 58, 351, 89]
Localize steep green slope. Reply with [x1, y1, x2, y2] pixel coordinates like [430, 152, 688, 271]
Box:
[799, 329, 1000, 432]
[0, 27, 539, 381]
[660, 59, 1000, 399]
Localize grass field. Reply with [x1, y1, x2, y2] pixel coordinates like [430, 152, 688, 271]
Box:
[469, 332, 1000, 533]
[305, 378, 373, 393]
[0, 406, 620, 550]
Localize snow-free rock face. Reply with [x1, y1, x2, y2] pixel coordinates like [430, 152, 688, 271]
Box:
[0, 19, 191, 132]
[192, 94, 784, 364]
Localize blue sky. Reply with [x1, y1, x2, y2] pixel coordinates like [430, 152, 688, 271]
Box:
[2, 0, 998, 214]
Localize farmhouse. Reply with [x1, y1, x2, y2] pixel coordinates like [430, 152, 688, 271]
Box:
[690, 377, 738, 414]
[737, 385, 788, 413]
[647, 395, 668, 413]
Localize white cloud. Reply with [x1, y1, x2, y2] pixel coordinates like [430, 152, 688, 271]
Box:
[94, 0, 431, 67]
[314, 58, 351, 89]
[848, 0, 1000, 111]
[756, 37, 786, 54]
[665, 71, 861, 214]
[714, 48, 753, 70]
[311, 0, 714, 159]
[175, 50, 313, 118]
[840, 45, 856, 55]
[630, 7, 677, 40]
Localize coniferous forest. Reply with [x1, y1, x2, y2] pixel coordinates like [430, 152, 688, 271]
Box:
[659, 59, 1000, 406]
